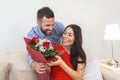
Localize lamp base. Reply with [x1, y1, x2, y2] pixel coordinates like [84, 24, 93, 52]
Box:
[107, 59, 119, 66]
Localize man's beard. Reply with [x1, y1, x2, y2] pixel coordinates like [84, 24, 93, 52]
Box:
[41, 29, 52, 35]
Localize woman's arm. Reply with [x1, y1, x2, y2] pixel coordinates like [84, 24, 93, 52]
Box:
[47, 55, 85, 80]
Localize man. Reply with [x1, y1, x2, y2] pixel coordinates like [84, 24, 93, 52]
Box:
[27, 7, 64, 74]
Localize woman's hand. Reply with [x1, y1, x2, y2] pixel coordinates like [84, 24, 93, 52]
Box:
[47, 55, 64, 66]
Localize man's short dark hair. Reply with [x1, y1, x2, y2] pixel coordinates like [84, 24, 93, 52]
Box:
[37, 7, 55, 19]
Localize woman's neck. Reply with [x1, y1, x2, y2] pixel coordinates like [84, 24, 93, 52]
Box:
[62, 45, 71, 54]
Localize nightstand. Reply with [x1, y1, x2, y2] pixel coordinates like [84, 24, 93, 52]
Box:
[99, 60, 120, 80]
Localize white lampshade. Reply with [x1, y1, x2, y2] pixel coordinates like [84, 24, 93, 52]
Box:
[104, 24, 120, 40]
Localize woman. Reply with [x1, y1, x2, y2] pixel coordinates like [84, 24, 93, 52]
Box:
[48, 24, 86, 80]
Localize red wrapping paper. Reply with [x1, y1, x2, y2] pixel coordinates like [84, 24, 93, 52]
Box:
[24, 37, 64, 80]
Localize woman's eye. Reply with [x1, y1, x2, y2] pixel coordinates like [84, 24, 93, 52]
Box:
[69, 35, 72, 37]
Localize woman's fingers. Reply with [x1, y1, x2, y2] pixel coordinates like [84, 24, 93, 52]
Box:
[47, 55, 63, 66]
[54, 55, 61, 58]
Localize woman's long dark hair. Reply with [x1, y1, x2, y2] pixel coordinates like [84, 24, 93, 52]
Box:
[64, 24, 86, 70]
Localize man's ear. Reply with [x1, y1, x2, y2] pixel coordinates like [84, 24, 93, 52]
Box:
[36, 19, 42, 26]
[36, 19, 39, 24]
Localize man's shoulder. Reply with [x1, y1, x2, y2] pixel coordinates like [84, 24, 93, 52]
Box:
[55, 21, 63, 24]
[53, 21, 64, 36]
[55, 21, 64, 28]
[31, 25, 38, 30]
[27, 25, 39, 38]
[28, 26, 39, 32]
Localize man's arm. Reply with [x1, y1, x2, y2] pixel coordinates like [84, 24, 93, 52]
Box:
[26, 26, 50, 73]
[27, 54, 33, 67]
[26, 27, 35, 67]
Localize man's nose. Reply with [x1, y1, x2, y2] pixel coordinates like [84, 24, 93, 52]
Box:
[48, 26, 53, 30]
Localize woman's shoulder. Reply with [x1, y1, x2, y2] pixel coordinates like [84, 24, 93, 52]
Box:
[52, 44, 63, 50]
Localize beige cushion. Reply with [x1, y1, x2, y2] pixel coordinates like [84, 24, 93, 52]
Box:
[10, 51, 29, 70]
[0, 51, 37, 80]
[0, 62, 11, 80]
[0, 52, 10, 62]
[9, 69, 37, 80]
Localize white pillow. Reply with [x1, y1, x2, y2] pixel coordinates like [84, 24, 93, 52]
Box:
[82, 57, 103, 80]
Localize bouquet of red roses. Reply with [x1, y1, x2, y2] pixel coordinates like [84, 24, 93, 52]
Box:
[24, 37, 64, 62]
[24, 37, 64, 80]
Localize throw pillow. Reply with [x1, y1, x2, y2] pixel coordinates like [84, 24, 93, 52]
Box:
[82, 57, 103, 80]
[0, 62, 11, 80]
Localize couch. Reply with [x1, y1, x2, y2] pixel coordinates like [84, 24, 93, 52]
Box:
[0, 51, 113, 80]
[0, 51, 37, 80]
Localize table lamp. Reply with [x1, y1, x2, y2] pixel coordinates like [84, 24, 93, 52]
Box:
[104, 24, 120, 66]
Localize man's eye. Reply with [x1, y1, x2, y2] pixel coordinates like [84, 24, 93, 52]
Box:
[46, 25, 50, 26]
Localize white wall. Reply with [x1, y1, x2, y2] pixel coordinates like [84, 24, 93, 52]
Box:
[0, 0, 120, 60]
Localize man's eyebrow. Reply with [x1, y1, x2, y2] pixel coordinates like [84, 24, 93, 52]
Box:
[46, 24, 54, 26]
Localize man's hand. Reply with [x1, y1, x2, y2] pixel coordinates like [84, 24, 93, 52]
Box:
[31, 61, 49, 74]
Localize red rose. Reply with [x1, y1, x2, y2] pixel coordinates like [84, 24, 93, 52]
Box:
[32, 37, 39, 43]
[43, 42, 50, 49]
